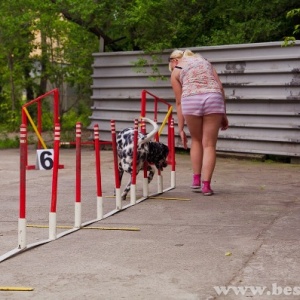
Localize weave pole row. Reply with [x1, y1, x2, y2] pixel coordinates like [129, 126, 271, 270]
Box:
[0, 122, 63, 261]
[16, 121, 107, 252]
[0, 115, 175, 263]
[1, 122, 103, 262]
[18, 123, 62, 248]
[73, 122, 106, 226]
[110, 117, 176, 206]
[140, 89, 176, 190]
[18, 123, 61, 248]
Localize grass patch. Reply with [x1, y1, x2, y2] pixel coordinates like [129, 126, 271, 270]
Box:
[0, 134, 19, 149]
[264, 155, 291, 164]
[175, 147, 190, 155]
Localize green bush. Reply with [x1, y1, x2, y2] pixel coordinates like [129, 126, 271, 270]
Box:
[0, 135, 19, 149]
[61, 101, 91, 130]
[0, 103, 21, 132]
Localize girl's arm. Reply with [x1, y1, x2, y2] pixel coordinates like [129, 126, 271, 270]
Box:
[171, 70, 188, 148]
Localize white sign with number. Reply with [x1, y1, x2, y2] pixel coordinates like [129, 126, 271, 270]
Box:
[36, 149, 54, 170]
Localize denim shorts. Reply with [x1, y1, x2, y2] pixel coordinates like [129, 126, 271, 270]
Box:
[181, 93, 225, 116]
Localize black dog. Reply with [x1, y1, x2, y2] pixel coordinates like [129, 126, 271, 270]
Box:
[116, 118, 169, 200]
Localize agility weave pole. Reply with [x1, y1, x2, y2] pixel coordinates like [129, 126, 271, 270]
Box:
[140, 89, 176, 190]
[0, 121, 173, 263]
[108, 117, 176, 208]
[94, 123, 104, 220]
[0, 92, 176, 263]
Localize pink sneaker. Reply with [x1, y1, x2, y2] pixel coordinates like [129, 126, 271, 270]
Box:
[202, 181, 214, 196]
[191, 174, 201, 189]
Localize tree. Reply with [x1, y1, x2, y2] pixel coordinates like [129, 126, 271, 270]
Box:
[283, 8, 300, 46]
[0, 0, 35, 110]
[0, 0, 299, 131]
[0, 0, 99, 129]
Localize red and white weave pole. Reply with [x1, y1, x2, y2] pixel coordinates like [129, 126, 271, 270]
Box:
[74, 122, 82, 228]
[49, 123, 60, 240]
[130, 119, 139, 205]
[157, 171, 163, 194]
[18, 124, 27, 249]
[170, 118, 176, 188]
[94, 124, 103, 219]
[111, 120, 122, 210]
[155, 123, 163, 194]
[141, 120, 149, 198]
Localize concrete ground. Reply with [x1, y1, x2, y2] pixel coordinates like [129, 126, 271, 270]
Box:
[0, 147, 299, 300]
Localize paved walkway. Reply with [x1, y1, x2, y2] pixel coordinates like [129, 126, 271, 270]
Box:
[0, 148, 299, 300]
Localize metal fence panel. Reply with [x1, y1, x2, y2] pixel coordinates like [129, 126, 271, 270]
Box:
[89, 41, 300, 157]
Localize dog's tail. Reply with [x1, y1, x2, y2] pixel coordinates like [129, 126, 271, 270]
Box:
[138, 117, 159, 145]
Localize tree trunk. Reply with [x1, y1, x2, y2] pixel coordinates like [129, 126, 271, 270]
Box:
[8, 54, 16, 111]
[39, 30, 48, 96]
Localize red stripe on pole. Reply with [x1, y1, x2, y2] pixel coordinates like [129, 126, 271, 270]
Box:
[94, 124, 102, 196]
[19, 124, 27, 219]
[50, 123, 60, 213]
[131, 119, 139, 185]
[111, 120, 120, 188]
[76, 122, 81, 203]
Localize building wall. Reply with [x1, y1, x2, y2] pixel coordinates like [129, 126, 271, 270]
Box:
[89, 41, 300, 157]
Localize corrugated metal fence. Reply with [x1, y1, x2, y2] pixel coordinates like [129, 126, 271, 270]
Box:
[89, 41, 300, 157]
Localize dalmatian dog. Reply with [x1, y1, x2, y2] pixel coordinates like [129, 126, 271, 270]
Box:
[116, 118, 169, 200]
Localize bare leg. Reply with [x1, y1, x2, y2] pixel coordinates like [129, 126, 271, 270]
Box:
[184, 115, 203, 175]
[201, 114, 223, 181]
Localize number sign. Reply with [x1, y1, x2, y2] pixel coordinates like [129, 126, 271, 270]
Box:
[36, 149, 54, 170]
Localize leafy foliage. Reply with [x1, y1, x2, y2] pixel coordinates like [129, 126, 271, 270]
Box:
[0, 134, 19, 149]
[61, 102, 91, 130]
[283, 8, 300, 46]
[0, 0, 299, 134]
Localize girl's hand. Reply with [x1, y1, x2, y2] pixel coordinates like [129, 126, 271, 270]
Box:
[221, 114, 229, 130]
[180, 130, 188, 149]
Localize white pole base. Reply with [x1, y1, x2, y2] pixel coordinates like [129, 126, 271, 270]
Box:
[157, 175, 163, 193]
[49, 212, 57, 240]
[18, 218, 27, 249]
[97, 196, 103, 220]
[143, 178, 148, 197]
[115, 188, 122, 210]
[74, 202, 82, 228]
[171, 171, 176, 188]
[130, 184, 136, 205]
